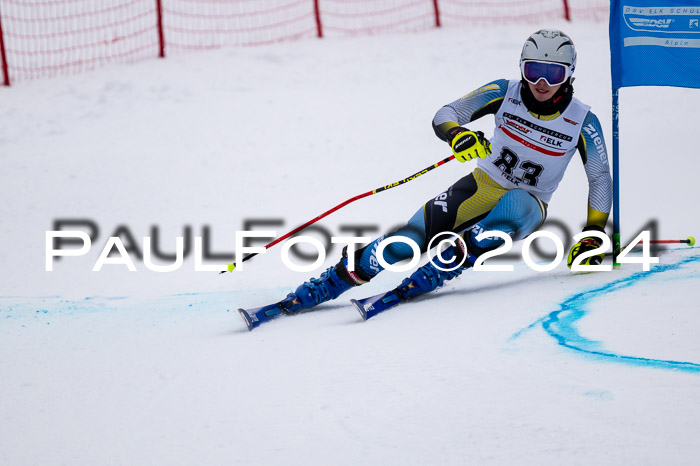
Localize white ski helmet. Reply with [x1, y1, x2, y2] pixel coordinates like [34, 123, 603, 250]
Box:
[520, 29, 576, 86]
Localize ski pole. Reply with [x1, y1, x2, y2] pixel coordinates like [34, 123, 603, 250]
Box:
[604, 236, 695, 256]
[621, 236, 695, 248]
[221, 154, 457, 273]
[647, 237, 695, 246]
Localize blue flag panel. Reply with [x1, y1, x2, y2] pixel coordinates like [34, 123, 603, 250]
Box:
[610, 0, 700, 88]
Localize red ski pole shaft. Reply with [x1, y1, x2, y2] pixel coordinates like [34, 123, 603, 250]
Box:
[605, 236, 695, 256]
[626, 237, 695, 247]
[649, 239, 693, 245]
[221, 155, 456, 273]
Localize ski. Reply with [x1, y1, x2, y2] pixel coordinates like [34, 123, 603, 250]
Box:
[350, 289, 404, 321]
[238, 296, 301, 331]
[238, 304, 281, 331]
[351, 269, 455, 320]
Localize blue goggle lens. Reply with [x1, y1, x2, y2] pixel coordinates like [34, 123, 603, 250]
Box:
[522, 61, 568, 86]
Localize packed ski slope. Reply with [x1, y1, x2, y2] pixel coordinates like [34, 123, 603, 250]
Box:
[1, 19, 699, 466]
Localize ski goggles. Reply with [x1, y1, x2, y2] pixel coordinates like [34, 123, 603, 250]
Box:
[520, 60, 570, 86]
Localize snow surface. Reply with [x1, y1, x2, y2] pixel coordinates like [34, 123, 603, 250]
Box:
[1, 19, 700, 466]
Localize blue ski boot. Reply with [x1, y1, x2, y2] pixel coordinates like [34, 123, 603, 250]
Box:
[279, 256, 366, 312]
[349, 242, 474, 321]
[395, 243, 471, 301]
[238, 252, 370, 330]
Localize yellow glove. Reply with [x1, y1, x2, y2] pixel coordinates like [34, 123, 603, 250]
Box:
[567, 226, 606, 269]
[446, 127, 492, 163]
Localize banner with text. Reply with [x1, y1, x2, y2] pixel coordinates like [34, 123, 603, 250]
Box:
[610, 0, 700, 88]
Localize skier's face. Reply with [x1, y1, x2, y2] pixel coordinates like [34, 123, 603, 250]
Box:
[527, 80, 561, 102]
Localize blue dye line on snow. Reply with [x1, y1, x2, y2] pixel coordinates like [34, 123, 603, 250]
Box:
[515, 253, 700, 373]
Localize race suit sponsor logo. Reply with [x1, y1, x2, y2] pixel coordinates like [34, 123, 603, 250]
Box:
[502, 113, 573, 142]
[582, 123, 608, 162]
[504, 119, 530, 134]
[540, 135, 563, 147]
